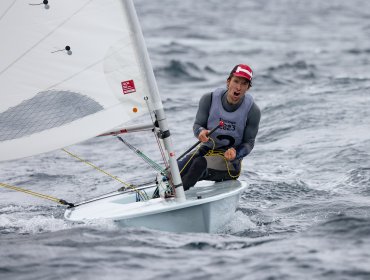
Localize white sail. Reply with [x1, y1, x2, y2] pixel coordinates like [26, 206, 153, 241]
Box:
[0, 0, 163, 161]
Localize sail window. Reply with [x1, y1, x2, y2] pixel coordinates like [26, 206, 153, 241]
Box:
[0, 91, 103, 141]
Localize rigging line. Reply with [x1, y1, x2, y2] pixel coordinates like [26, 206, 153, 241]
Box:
[0, 182, 74, 207]
[144, 95, 167, 167]
[143, 96, 169, 170]
[117, 136, 166, 174]
[73, 182, 156, 207]
[155, 131, 169, 169]
[0, 0, 16, 22]
[61, 148, 148, 199]
[117, 136, 171, 195]
[0, 0, 93, 76]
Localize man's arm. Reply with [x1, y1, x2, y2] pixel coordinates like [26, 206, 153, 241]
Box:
[235, 102, 261, 160]
[193, 93, 212, 138]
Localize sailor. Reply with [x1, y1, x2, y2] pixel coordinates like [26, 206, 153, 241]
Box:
[179, 64, 261, 190]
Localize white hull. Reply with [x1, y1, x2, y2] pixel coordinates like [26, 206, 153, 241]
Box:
[64, 180, 247, 233]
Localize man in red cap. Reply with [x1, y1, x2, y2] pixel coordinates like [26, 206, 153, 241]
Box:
[179, 64, 261, 190]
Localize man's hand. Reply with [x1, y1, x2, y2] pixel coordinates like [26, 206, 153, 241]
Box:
[224, 147, 236, 161]
[198, 129, 210, 143]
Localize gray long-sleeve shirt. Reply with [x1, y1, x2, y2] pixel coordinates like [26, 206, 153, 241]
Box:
[193, 91, 261, 160]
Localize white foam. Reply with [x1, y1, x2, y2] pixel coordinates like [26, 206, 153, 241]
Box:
[0, 213, 70, 234]
[219, 211, 257, 234]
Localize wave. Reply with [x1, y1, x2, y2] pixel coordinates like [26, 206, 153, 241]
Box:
[0, 211, 69, 235]
[330, 76, 370, 85]
[156, 60, 215, 82]
[328, 167, 370, 196]
[261, 60, 317, 84]
[268, 60, 315, 71]
[179, 236, 276, 250]
[156, 41, 207, 56]
[310, 215, 370, 239]
[242, 180, 326, 202]
[346, 48, 370, 55]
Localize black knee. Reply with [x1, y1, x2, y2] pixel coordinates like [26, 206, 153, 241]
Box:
[181, 157, 207, 190]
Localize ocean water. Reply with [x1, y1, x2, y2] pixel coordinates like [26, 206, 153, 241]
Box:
[1, 0, 370, 279]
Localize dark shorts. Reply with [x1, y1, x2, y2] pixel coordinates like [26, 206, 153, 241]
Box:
[202, 168, 240, 182]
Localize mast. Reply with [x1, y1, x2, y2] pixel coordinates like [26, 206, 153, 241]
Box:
[123, 0, 186, 201]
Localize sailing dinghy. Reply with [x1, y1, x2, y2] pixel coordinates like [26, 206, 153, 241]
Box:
[0, 0, 247, 233]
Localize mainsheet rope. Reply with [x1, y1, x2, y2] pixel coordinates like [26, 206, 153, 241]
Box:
[180, 137, 241, 179]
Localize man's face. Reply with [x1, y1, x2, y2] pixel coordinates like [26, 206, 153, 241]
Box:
[226, 76, 250, 104]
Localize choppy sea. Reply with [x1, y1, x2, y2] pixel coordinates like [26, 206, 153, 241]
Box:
[1, 0, 370, 279]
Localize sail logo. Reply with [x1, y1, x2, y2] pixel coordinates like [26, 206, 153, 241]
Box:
[121, 80, 136, 94]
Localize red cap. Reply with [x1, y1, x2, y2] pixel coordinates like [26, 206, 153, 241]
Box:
[230, 64, 253, 81]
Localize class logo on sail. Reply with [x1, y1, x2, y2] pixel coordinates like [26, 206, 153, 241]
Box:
[121, 80, 136, 94]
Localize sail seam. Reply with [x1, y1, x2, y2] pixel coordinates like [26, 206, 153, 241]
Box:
[0, 0, 16, 22]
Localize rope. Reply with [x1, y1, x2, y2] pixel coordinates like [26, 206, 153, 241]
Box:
[0, 182, 74, 207]
[180, 144, 202, 174]
[154, 129, 170, 171]
[143, 96, 169, 170]
[204, 150, 241, 179]
[62, 148, 149, 200]
[0, 148, 153, 205]
[180, 137, 241, 179]
[206, 137, 241, 178]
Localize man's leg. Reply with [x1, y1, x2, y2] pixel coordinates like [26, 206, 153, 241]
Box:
[181, 157, 207, 190]
[203, 168, 239, 182]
